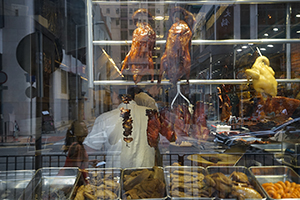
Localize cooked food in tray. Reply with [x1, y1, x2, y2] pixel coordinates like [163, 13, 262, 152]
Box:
[204, 171, 262, 199]
[250, 166, 300, 200]
[73, 168, 121, 200]
[206, 167, 265, 200]
[262, 180, 300, 199]
[122, 166, 166, 199]
[165, 166, 209, 198]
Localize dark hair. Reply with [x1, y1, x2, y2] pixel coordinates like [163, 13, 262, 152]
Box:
[127, 86, 143, 99]
[63, 120, 81, 153]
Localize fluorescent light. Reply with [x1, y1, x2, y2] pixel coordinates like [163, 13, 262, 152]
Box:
[297, 30, 300, 34]
[237, 49, 242, 52]
[260, 48, 266, 51]
[264, 33, 269, 36]
[242, 46, 248, 49]
[296, 14, 300, 18]
[273, 28, 278, 31]
[154, 16, 164, 20]
[267, 44, 274, 48]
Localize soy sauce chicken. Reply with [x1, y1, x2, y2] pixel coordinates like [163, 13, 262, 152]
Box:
[120, 9, 156, 84]
[158, 7, 195, 85]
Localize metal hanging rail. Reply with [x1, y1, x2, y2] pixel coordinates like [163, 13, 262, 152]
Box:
[93, 38, 300, 46]
[92, 0, 300, 5]
[94, 79, 300, 86]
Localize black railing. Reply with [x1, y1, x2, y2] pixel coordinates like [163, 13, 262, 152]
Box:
[0, 152, 281, 171]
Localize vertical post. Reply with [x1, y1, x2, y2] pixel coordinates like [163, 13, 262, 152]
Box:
[87, 0, 93, 88]
[35, 31, 43, 170]
[286, 3, 291, 89]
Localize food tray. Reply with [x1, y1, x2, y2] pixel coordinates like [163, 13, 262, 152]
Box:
[72, 168, 122, 200]
[206, 166, 267, 200]
[122, 166, 167, 200]
[249, 166, 300, 200]
[19, 167, 80, 200]
[164, 166, 212, 200]
[187, 153, 243, 167]
[0, 170, 34, 200]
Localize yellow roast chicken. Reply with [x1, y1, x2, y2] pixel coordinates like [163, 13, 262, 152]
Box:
[245, 56, 277, 97]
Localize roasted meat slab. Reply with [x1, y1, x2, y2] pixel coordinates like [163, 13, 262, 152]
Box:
[146, 109, 161, 148]
[120, 9, 156, 84]
[159, 104, 191, 143]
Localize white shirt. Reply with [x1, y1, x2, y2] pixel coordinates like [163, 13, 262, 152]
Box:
[84, 101, 155, 168]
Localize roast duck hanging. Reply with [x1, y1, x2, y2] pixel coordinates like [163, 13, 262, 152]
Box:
[120, 9, 156, 84]
[158, 7, 195, 85]
[145, 102, 210, 147]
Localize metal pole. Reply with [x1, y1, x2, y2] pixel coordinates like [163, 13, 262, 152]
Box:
[286, 3, 291, 89]
[35, 31, 43, 170]
[87, 0, 94, 88]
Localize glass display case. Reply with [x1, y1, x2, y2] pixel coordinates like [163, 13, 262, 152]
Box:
[1, 0, 300, 199]
[86, 0, 300, 168]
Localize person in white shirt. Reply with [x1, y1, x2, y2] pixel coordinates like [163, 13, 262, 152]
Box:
[84, 92, 157, 168]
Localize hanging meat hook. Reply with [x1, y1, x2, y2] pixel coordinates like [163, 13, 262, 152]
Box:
[170, 83, 193, 114]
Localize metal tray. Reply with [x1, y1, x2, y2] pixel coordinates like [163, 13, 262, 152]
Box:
[0, 170, 34, 200]
[72, 168, 122, 200]
[122, 167, 167, 200]
[164, 166, 212, 200]
[187, 153, 243, 167]
[19, 167, 80, 200]
[249, 166, 300, 200]
[206, 166, 267, 200]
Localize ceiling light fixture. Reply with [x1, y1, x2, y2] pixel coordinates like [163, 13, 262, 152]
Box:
[273, 28, 278, 31]
[154, 16, 164, 20]
[267, 44, 274, 48]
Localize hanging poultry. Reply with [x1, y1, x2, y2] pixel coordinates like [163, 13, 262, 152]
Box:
[245, 56, 278, 97]
[158, 7, 195, 85]
[120, 9, 156, 84]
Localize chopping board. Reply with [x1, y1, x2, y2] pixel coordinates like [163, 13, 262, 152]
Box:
[187, 153, 243, 167]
